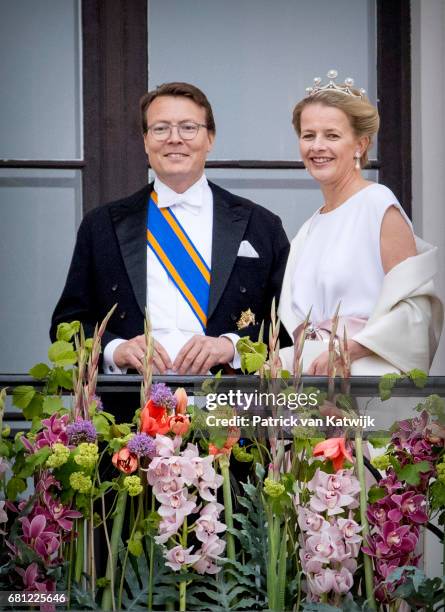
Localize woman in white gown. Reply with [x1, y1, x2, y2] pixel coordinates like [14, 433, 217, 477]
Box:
[278, 72, 443, 375]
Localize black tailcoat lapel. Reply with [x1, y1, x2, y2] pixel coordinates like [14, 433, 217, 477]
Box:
[208, 182, 251, 319]
[110, 184, 152, 317]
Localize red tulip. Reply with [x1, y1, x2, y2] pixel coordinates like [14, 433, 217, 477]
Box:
[168, 414, 190, 436]
[112, 447, 138, 474]
[313, 437, 353, 471]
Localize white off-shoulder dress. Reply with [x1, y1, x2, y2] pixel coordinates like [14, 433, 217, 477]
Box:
[278, 183, 442, 375]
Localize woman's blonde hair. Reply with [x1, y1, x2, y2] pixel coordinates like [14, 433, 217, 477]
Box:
[292, 89, 380, 168]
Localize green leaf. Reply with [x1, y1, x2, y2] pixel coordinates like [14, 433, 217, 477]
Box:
[341, 601, 365, 612]
[93, 413, 112, 439]
[378, 373, 402, 401]
[56, 321, 80, 342]
[6, 476, 27, 500]
[48, 340, 77, 366]
[51, 367, 74, 391]
[416, 394, 445, 424]
[141, 511, 161, 536]
[29, 362, 50, 380]
[281, 472, 296, 494]
[42, 395, 64, 415]
[99, 410, 116, 423]
[12, 385, 36, 409]
[22, 393, 44, 420]
[303, 604, 341, 611]
[368, 485, 387, 504]
[18, 446, 52, 478]
[109, 423, 131, 438]
[335, 393, 355, 412]
[429, 480, 445, 512]
[408, 368, 428, 388]
[93, 480, 115, 500]
[236, 337, 268, 374]
[396, 460, 431, 486]
[0, 440, 10, 457]
[255, 462, 265, 481]
[243, 350, 267, 374]
[368, 436, 391, 448]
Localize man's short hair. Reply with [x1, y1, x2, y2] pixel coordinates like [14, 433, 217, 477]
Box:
[140, 82, 216, 135]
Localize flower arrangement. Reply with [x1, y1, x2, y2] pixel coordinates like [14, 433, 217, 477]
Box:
[0, 307, 444, 611]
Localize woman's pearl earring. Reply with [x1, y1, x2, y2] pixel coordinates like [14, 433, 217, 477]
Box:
[354, 152, 361, 170]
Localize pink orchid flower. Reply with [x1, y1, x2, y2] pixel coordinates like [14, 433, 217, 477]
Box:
[154, 516, 183, 545]
[297, 507, 330, 535]
[43, 493, 83, 530]
[193, 534, 226, 575]
[387, 492, 428, 524]
[307, 568, 336, 595]
[164, 545, 200, 571]
[332, 567, 354, 593]
[195, 513, 226, 542]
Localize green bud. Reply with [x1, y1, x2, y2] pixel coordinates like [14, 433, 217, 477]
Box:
[46, 443, 71, 468]
[70, 471, 93, 493]
[123, 475, 143, 497]
[371, 454, 391, 471]
[264, 477, 285, 498]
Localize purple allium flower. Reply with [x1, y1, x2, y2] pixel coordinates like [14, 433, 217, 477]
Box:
[127, 433, 156, 458]
[66, 419, 97, 445]
[150, 383, 177, 411]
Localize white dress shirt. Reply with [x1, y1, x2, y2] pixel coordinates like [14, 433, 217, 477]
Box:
[103, 174, 240, 373]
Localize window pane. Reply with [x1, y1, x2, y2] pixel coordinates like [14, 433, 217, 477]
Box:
[202, 168, 378, 240]
[0, 169, 82, 373]
[148, 0, 376, 160]
[0, 0, 82, 159]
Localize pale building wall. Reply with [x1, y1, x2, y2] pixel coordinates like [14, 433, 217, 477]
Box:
[411, 0, 445, 377]
[411, 0, 445, 578]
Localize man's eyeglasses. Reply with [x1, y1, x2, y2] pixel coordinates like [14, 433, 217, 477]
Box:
[147, 121, 208, 141]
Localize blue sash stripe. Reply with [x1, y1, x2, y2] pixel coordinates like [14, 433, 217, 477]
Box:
[146, 194, 210, 330]
[166, 207, 211, 275]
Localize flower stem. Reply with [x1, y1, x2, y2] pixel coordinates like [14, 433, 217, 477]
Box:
[67, 526, 75, 608]
[220, 456, 235, 562]
[265, 503, 277, 610]
[148, 492, 155, 611]
[101, 489, 128, 611]
[89, 499, 96, 596]
[179, 518, 188, 612]
[100, 492, 114, 607]
[443, 531, 445, 612]
[74, 519, 85, 584]
[354, 432, 377, 610]
[118, 497, 142, 609]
